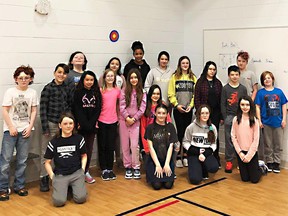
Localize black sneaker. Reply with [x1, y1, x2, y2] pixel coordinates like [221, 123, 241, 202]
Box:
[273, 163, 280, 173]
[125, 168, 133, 179]
[101, 171, 110, 181]
[267, 163, 273, 172]
[133, 169, 141, 179]
[0, 191, 9, 201]
[40, 175, 50, 192]
[109, 171, 116, 180]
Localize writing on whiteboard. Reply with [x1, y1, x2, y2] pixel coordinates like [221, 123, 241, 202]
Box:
[221, 41, 239, 48]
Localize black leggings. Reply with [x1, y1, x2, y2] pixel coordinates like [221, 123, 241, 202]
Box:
[151, 181, 174, 190]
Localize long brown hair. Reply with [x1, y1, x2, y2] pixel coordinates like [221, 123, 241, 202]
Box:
[236, 96, 256, 127]
[125, 68, 143, 108]
[195, 104, 216, 144]
[174, 56, 196, 80]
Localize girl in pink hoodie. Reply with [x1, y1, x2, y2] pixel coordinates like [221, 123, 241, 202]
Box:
[119, 68, 146, 179]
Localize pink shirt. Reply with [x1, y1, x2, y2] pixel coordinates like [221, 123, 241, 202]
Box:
[98, 87, 120, 124]
[231, 115, 259, 162]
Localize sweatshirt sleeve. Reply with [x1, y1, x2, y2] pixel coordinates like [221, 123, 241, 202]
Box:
[189, 76, 197, 108]
[133, 93, 147, 121]
[231, 117, 242, 155]
[168, 75, 178, 107]
[40, 85, 50, 134]
[119, 89, 129, 119]
[245, 120, 260, 162]
[144, 69, 154, 93]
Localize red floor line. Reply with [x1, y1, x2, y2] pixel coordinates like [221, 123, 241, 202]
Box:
[136, 200, 180, 216]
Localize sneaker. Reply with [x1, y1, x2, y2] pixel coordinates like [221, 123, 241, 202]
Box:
[267, 163, 273, 172]
[40, 175, 50, 192]
[109, 171, 116, 180]
[258, 160, 268, 175]
[176, 159, 184, 168]
[101, 171, 110, 181]
[85, 172, 96, 184]
[14, 188, 28, 196]
[125, 168, 133, 179]
[225, 162, 233, 173]
[273, 163, 280, 173]
[0, 191, 9, 201]
[133, 169, 141, 179]
[174, 174, 177, 179]
[7, 188, 11, 195]
[183, 158, 188, 167]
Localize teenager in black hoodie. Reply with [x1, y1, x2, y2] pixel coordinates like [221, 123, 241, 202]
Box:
[124, 41, 150, 86]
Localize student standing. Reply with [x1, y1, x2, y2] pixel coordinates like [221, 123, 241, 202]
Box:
[66, 51, 88, 88]
[168, 56, 197, 168]
[221, 65, 247, 173]
[231, 96, 263, 183]
[39, 63, 71, 192]
[237, 51, 258, 100]
[123, 41, 150, 86]
[73, 71, 102, 184]
[97, 69, 121, 181]
[98, 57, 125, 167]
[119, 69, 146, 179]
[0, 66, 38, 201]
[144, 104, 177, 190]
[44, 112, 87, 207]
[255, 71, 287, 173]
[194, 61, 223, 167]
[144, 51, 174, 107]
[183, 104, 218, 185]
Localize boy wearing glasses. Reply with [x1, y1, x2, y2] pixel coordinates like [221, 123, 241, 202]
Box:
[0, 65, 38, 201]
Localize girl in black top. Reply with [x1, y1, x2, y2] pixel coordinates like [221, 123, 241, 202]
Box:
[123, 41, 150, 86]
[73, 71, 102, 184]
[144, 104, 178, 190]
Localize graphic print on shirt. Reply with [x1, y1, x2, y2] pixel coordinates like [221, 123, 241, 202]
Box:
[264, 94, 280, 116]
[13, 96, 29, 121]
[152, 128, 170, 160]
[227, 91, 238, 106]
[192, 133, 209, 146]
[82, 94, 96, 108]
[57, 145, 76, 158]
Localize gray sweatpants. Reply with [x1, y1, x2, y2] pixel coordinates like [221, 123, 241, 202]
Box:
[263, 125, 284, 164]
[52, 168, 87, 207]
[224, 115, 235, 162]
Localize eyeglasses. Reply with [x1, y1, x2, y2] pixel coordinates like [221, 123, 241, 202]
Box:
[17, 77, 30, 81]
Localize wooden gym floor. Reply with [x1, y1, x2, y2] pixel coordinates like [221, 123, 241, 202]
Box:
[1, 161, 287, 216]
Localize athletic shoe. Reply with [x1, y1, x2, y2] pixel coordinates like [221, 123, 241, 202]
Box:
[0, 191, 9, 201]
[85, 172, 96, 184]
[109, 171, 117, 180]
[14, 188, 28, 196]
[176, 159, 183, 168]
[101, 171, 110, 181]
[125, 168, 133, 179]
[225, 161, 233, 173]
[133, 169, 141, 179]
[267, 163, 273, 172]
[258, 160, 268, 175]
[183, 158, 188, 167]
[273, 163, 280, 173]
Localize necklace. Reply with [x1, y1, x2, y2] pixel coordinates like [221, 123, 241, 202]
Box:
[208, 80, 213, 88]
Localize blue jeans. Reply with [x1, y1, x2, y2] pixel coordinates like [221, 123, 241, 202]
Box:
[0, 131, 30, 192]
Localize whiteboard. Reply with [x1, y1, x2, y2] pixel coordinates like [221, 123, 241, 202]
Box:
[204, 27, 288, 97]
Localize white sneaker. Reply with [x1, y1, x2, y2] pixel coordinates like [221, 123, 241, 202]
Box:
[183, 158, 188, 167]
[176, 159, 183, 168]
[85, 172, 96, 184]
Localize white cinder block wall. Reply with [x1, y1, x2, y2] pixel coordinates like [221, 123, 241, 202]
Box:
[183, 0, 288, 168]
[0, 0, 184, 182]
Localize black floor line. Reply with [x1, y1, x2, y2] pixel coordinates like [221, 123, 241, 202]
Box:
[116, 177, 227, 216]
[175, 196, 230, 216]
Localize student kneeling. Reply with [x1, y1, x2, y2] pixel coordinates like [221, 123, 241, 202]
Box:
[44, 112, 87, 207]
[183, 105, 219, 185]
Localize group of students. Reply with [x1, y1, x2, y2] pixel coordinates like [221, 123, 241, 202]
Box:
[0, 41, 287, 206]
